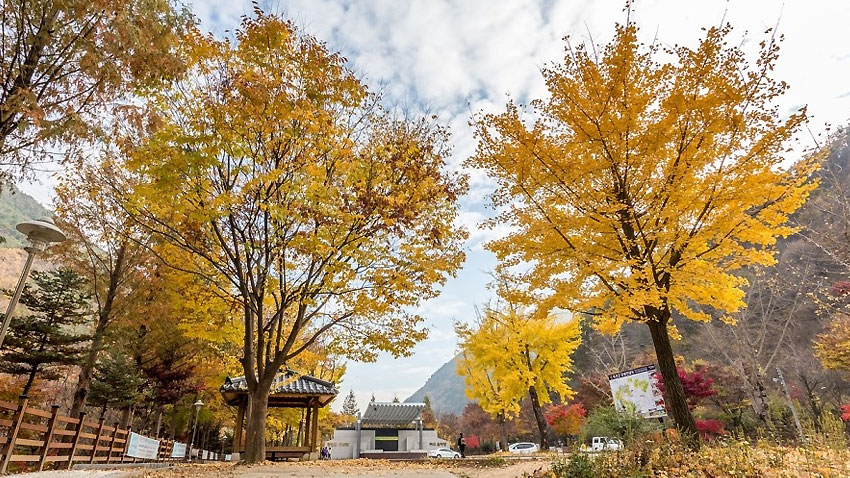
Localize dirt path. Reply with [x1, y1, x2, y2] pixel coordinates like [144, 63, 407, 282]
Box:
[15, 471, 140, 478]
[138, 459, 550, 478]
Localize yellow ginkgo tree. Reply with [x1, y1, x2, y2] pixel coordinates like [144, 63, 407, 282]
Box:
[457, 305, 581, 450]
[119, 12, 466, 462]
[468, 22, 820, 439]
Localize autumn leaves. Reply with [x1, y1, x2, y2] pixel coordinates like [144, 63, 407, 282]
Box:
[467, 23, 818, 441]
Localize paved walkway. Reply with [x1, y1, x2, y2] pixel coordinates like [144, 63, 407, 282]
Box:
[12, 459, 549, 478]
[141, 460, 549, 478]
[16, 471, 140, 478]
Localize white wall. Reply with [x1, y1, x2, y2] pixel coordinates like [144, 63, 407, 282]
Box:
[325, 429, 449, 459]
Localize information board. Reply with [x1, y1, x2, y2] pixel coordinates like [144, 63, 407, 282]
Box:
[608, 365, 667, 418]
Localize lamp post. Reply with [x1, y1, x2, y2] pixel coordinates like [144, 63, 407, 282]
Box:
[187, 399, 204, 460]
[0, 218, 66, 348]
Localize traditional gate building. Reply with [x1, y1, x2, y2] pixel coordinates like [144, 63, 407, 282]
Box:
[325, 402, 449, 459]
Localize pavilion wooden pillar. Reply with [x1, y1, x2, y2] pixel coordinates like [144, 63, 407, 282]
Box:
[304, 406, 312, 449]
[310, 405, 319, 453]
[234, 396, 246, 455]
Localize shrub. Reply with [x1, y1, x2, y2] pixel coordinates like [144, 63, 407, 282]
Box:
[551, 452, 596, 478]
[582, 405, 660, 445]
[695, 419, 727, 440]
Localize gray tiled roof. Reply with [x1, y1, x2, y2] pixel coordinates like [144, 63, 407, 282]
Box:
[221, 369, 338, 396]
[361, 402, 425, 426]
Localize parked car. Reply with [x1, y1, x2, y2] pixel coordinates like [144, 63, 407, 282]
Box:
[587, 436, 623, 452]
[428, 447, 461, 459]
[508, 442, 539, 454]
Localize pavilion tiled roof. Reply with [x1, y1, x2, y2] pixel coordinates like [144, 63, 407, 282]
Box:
[361, 402, 425, 426]
[221, 369, 338, 396]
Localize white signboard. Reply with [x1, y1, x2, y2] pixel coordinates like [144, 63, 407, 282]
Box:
[126, 432, 161, 459]
[171, 442, 186, 458]
[609, 365, 667, 418]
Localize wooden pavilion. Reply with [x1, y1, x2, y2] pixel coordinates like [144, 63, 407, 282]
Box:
[220, 369, 337, 461]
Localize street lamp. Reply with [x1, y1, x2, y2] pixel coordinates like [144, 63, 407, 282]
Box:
[187, 399, 204, 460]
[0, 218, 66, 348]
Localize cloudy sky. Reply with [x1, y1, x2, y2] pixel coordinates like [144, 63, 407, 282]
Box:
[20, 0, 850, 413]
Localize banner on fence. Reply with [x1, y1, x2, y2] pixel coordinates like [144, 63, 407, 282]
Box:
[126, 432, 161, 459]
[171, 442, 186, 458]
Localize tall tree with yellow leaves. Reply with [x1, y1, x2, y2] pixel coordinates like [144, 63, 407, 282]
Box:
[457, 306, 581, 450]
[119, 12, 466, 462]
[468, 22, 819, 440]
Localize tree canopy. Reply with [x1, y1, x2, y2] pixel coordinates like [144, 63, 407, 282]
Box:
[457, 305, 582, 449]
[0, 0, 191, 186]
[118, 12, 467, 462]
[468, 21, 819, 438]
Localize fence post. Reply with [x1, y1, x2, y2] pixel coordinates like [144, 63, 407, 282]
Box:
[36, 404, 61, 471]
[121, 427, 132, 463]
[106, 422, 120, 464]
[89, 415, 106, 463]
[0, 395, 29, 474]
[66, 411, 86, 470]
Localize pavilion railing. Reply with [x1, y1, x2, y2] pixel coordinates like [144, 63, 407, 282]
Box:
[0, 395, 225, 474]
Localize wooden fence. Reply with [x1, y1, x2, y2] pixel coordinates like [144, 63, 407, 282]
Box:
[0, 395, 222, 474]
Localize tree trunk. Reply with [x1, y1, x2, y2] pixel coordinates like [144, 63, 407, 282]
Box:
[70, 243, 126, 418]
[527, 385, 548, 450]
[170, 406, 178, 439]
[22, 365, 38, 396]
[119, 406, 131, 430]
[153, 407, 163, 437]
[647, 318, 698, 445]
[242, 388, 269, 463]
[498, 412, 509, 452]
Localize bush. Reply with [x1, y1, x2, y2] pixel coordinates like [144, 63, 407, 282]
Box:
[581, 405, 660, 445]
[551, 452, 595, 478]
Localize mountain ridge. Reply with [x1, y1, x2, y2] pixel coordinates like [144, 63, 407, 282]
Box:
[0, 186, 51, 248]
[404, 355, 470, 415]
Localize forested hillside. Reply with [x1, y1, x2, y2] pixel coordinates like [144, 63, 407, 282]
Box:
[0, 187, 52, 290]
[405, 356, 470, 415]
[0, 187, 51, 247]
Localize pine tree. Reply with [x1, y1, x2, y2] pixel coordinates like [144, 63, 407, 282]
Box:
[0, 269, 91, 396]
[422, 395, 437, 428]
[89, 350, 145, 417]
[342, 389, 359, 416]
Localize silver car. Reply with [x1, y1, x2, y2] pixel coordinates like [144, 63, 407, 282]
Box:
[428, 447, 462, 458]
[508, 442, 539, 454]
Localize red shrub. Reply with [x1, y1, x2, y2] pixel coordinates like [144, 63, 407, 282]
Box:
[695, 419, 726, 440]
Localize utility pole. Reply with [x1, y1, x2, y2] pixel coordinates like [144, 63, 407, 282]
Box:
[775, 366, 806, 444]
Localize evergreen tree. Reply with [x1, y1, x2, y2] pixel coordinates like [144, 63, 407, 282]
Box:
[89, 350, 145, 417]
[0, 269, 91, 396]
[422, 395, 437, 428]
[342, 389, 359, 416]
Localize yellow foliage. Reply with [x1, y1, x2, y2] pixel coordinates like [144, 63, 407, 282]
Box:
[457, 305, 582, 419]
[468, 22, 820, 334]
[815, 313, 850, 372]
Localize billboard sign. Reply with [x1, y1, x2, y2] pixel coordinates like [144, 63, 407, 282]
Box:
[608, 365, 666, 419]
